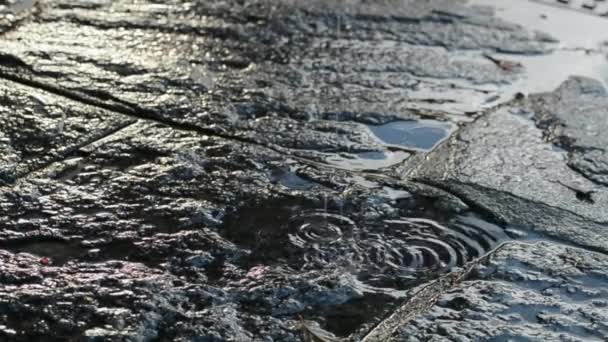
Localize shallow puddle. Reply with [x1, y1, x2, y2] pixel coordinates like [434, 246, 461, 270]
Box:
[496, 49, 608, 95]
[470, 0, 608, 49]
[356, 214, 509, 289]
[469, 0, 608, 99]
[323, 150, 411, 171]
[469, 0, 608, 108]
[220, 197, 511, 336]
[270, 166, 320, 190]
[367, 120, 457, 152]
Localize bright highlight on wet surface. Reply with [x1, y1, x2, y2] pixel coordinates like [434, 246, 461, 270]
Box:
[367, 120, 457, 152]
[2, 0, 608, 341]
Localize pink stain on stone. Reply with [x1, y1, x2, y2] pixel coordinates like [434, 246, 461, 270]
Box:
[246, 265, 268, 280]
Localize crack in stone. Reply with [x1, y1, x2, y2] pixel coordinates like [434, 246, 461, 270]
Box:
[0, 64, 319, 174]
[550, 179, 596, 204]
[0, 57, 441, 186]
[11, 120, 138, 182]
[567, 162, 608, 188]
[361, 242, 509, 342]
[415, 179, 608, 253]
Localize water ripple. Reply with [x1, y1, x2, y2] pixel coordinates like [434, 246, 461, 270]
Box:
[223, 203, 510, 291]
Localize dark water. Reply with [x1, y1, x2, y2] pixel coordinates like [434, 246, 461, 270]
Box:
[221, 196, 510, 336]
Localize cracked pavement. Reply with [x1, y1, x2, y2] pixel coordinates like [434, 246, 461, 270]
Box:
[1, 0, 608, 341]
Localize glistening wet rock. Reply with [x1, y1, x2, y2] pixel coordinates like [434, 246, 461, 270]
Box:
[1, 0, 607, 341]
[0, 79, 134, 183]
[0, 0, 553, 171]
[1, 114, 504, 338]
[394, 241, 608, 341]
[527, 77, 608, 188]
[405, 78, 608, 249]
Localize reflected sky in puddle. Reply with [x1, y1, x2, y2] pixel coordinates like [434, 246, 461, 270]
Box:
[470, 0, 608, 49]
[498, 50, 608, 94]
[466, 0, 608, 102]
[312, 120, 455, 171]
[367, 120, 457, 152]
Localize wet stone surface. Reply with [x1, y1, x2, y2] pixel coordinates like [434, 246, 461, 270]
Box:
[0, 79, 134, 183]
[395, 241, 608, 341]
[0, 0, 36, 34]
[1, 0, 608, 341]
[405, 77, 608, 247]
[0, 118, 512, 338]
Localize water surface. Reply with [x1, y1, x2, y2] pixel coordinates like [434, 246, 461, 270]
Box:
[367, 120, 456, 152]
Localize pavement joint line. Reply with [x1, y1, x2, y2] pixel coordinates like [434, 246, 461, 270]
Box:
[415, 179, 608, 255]
[11, 120, 140, 182]
[0, 68, 345, 177]
[0, 68, 407, 187]
[361, 241, 511, 342]
[0, 64, 467, 185]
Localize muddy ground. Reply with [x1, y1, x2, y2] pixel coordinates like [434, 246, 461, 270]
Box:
[1, 0, 607, 341]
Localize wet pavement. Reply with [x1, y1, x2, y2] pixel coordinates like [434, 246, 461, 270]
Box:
[0, 0, 608, 341]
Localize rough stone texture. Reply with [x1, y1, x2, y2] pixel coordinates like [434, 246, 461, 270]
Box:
[0, 116, 504, 339]
[0, 0, 549, 141]
[1, 0, 608, 341]
[395, 241, 608, 341]
[0, 249, 280, 341]
[406, 78, 608, 239]
[528, 77, 608, 188]
[0, 79, 134, 183]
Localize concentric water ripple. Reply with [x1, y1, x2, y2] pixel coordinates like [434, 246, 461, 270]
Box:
[356, 215, 510, 288]
[287, 210, 361, 269]
[224, 201, 509, 290]
[282, 210, 509, 289]
[288, 211, 357, 247]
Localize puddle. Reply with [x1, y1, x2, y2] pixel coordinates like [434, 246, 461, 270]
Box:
[496, 50, 608, 95]
[366, 120, 457, 152]
[379, 186, 411, 201]
[222, 200, 360, 270]
[470, 0, 608, 49]
[467, 0, 608, 102]
[318, 293, 396, 337]
[270, 166, 319, 190]
[220, 198, 512, 336]
[322, 150, 410, 171]
[224, 200, 509, 288]
[401, 79, 498, 116]
[357, 215, 510, 289]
